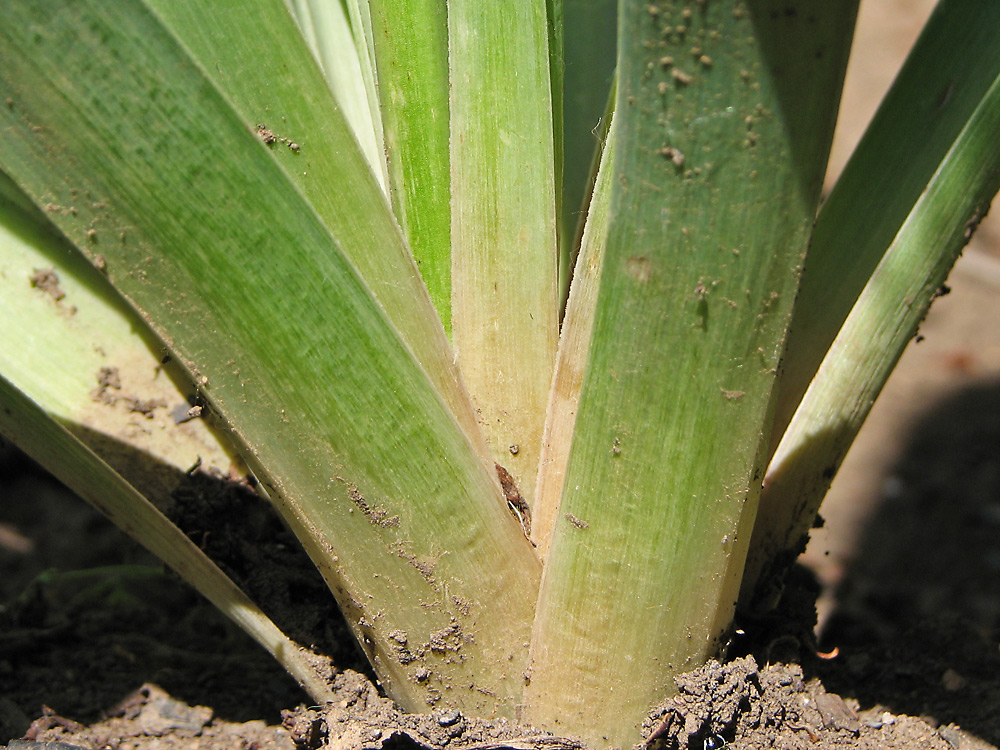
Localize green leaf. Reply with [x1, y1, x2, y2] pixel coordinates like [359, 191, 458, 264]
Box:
[0, 171, 238, 502]
[0, 0, 539, 716]
[533, 114, 616, 557]
[0, 373, 336, 705]
[523, 2, 856, 744]
[766, 0, 1000, 458]
[286, 0, 387, 191]
[367, 0, 453, 330]
[448, 0, 561, 504]
[141, 0, 479, 443]
[744, 0, 1000, 607]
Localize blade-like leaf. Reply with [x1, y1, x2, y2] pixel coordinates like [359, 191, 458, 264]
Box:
[765, 0, 1000, 458]
[559, 0, 617, 298]
[524, 2, 856, 744]
[367, 0, 453, 330]
[286, 0, 387, 191]
[142, 0, 482, 448]
[0, 373, 335, 705]
[0, 0, 539, 716]
[449, 0, 561, 504]
[533, 115, 615, 557]
[743, 3, 1000, 607]
[0, 171, 238, 501]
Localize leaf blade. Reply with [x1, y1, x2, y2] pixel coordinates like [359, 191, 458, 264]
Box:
[367, 0, 453, 330]
[448, 0, 561, 504]
[744, 0, 1000, 606]
[0, 0, 539, 715]
[523, 2, 856, 743]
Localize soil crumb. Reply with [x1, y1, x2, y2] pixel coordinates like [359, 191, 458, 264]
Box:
[29, 268, 66, 302]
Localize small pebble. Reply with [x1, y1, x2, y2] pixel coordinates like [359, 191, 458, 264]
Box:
[436, 709, 461, 727]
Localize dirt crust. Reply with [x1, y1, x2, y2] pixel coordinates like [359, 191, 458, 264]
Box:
[643, 655, 994, 750]
[9, 656, 994, 750]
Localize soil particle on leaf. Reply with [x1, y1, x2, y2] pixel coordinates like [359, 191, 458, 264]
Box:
[125, 397, 164, 418]
[427, 619, 463, 654]
[29, 268, 66, 302]
[657, 147, 685, 167]
[338, 477, 400, 529]
[171, 401, 204, 424]
[89, 367, 165, 418]
[671, 68, 693, 86]
[97, 366, 122, 391]
[256, 124, 278, 144]
[91, 366, 122, 405]
[256, 123, 302, 153]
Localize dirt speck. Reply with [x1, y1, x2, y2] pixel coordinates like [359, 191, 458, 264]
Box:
[256, 124, 278, 144]
[91, 365, 123, 405]
[427, 620, 462, 654]
[126, 397, 165, 418]
[658, 146, 685, 167]
[389, 541, 438, 586]
[257, 123, 303, 153]
[671, 68, 693, 85]
[29, 267, 66, 301]
[337, 477, 400, 529]
[97, 366, 122, 390]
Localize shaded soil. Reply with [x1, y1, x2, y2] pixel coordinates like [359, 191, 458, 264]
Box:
[3, 392, 999, 750]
